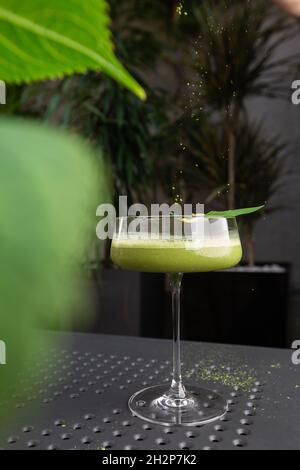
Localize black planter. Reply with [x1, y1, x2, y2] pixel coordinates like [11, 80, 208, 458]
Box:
[162, 263, 290, 348]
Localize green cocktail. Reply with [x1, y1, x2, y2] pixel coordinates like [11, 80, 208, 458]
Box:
[111, 215, 242, 427]
[111, 238, 242, 273]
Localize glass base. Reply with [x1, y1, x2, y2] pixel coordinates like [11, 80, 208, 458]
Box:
[128, 384, 228, 426]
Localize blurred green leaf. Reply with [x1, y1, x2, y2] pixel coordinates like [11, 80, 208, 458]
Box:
[0, 0, 145, 99]
[0, 117, 106, 409]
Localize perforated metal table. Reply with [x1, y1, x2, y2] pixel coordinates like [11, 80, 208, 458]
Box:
[1, 332, 299, 450]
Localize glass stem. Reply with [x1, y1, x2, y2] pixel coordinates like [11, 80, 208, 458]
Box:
[169, 272, 186, 400]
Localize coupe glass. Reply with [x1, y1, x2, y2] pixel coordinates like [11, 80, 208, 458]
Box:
[111, 215, 242, 426]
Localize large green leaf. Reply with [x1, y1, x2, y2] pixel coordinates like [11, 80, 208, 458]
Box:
[0, 0, 145, 99]
[0, 117, 106, 411]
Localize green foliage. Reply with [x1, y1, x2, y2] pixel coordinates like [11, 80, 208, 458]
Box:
[0, 118, 106, 408]
[81, 77, 155, 203]
[0, 0, 145, 99]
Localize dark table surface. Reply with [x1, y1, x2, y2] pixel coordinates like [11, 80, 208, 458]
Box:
[1, 332, 300, 450]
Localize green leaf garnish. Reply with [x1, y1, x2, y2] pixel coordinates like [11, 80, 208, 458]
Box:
[206, 205, 265, 218]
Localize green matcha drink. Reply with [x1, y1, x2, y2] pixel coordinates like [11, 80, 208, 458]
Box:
[111, 215, 244, 426]
[111, 238, 242, 273]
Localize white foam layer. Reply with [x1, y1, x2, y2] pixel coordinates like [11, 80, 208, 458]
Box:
[112, 236, 240, 249]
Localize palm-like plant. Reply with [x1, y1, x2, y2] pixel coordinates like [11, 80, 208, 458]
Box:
[182, 117, 288, 264]
[189, 0, 297, 209]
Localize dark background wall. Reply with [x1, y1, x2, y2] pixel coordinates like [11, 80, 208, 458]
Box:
[248, 34, 300, 342]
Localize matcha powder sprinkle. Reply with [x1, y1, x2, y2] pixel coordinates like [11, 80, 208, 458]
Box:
[182, 347, 257, 391]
